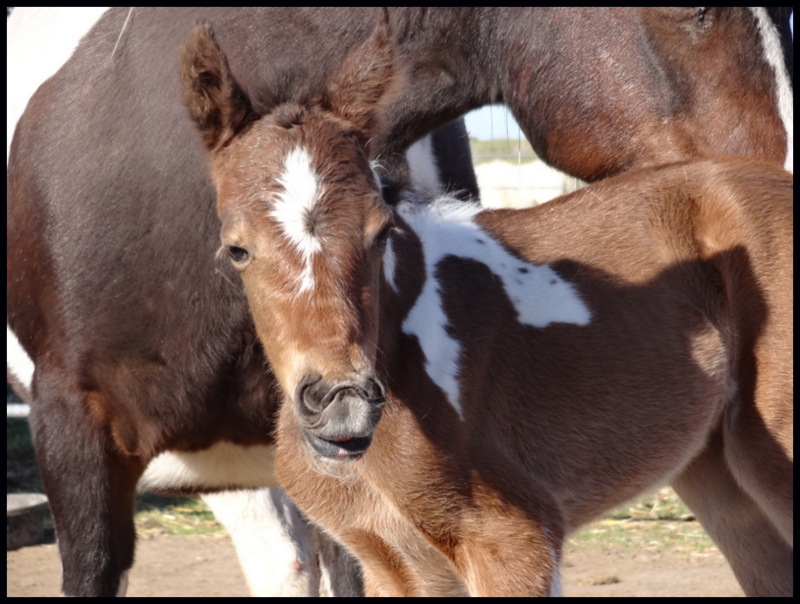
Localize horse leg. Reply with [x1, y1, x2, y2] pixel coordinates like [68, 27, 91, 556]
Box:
[203, 488, 321, 596]
[723, 353, 793, 545]
[455, 517, 562, 596]
[671, 429, 793, 596]
[332, 530, 423, 597]
[204, 487, 364, 596]
[720, 213, 793, 544]
[28, 371, 143, 596]
[309, 520, 364, 596]
[723, 405, 793, 546]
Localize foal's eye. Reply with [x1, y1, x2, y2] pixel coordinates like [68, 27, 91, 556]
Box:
[227, 245, 251, 266]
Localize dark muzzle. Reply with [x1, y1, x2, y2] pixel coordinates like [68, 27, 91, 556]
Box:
[294, 373, 386, 460]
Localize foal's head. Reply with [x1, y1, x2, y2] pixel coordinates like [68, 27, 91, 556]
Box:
[182, 21, 397, 460]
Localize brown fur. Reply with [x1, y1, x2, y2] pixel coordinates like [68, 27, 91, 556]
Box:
[8, 6, 792, 597]
[185, 21, 793, 596]
[180, 21, 255, 152]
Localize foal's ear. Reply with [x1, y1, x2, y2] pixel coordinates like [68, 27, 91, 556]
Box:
[180, 21, 255, 152]
[323, 10, 396, 140]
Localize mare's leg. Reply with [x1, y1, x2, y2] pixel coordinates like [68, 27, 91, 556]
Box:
[671, 429, 793, 596]
[29, 369, 143, 596]
[428, 119, 480, 200]
[203, 488, 321, 596]
[310, 520, 364, 597]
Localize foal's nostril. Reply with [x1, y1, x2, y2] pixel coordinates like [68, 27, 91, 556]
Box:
[329, 378, 385, 408]
[295, 374, 387, 457]
[296, 373, 325, 412]
[295, 374, 385, 415]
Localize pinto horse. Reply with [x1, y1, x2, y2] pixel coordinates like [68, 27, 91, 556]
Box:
[185, 19, 793, 596]
[7, 7, 793, 597]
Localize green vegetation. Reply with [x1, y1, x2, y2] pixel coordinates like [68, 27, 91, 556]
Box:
[568, 487, 716, 554]
[606, 486, 695, 521]
[135, 493, 223, 537]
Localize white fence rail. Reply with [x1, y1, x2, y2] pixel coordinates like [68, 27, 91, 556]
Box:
[474, 157, 583, 209]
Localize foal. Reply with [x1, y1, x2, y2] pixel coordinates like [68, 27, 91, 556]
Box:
[184, 22, 793, 596]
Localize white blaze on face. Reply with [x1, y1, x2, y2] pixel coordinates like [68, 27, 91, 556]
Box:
[272, 147, 323, 292]
[399, 198, 591, 419]
[749, 7, 794, 173]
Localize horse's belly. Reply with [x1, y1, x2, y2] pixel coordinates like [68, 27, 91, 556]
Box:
[138, 442, 278, 493]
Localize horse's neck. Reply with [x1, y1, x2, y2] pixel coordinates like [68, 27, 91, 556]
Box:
[377, 10, 501, 154]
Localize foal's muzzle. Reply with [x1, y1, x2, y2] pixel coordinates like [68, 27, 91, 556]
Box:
[294, 373, 386, 461]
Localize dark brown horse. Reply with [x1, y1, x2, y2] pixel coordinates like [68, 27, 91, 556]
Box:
[186, 20, 793, 595]
[7, 7, 793, 596]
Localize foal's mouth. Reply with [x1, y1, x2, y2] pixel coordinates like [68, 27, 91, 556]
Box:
[302, 431, 373, 461]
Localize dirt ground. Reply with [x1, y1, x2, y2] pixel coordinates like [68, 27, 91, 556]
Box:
[7, 529, 743, 597]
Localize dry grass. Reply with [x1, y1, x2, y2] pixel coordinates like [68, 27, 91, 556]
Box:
[568, 487, 717, 555]
[135, 494, 224, 538]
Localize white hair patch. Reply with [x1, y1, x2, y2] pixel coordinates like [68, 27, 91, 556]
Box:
[398, 198, 591, 418]
[383, 236, 399, 292]
[138, 442, 279, 492]
[7, 324, 35, 395]
[406, 134, 443, 198]
[272, 147, 323, 292]
[749, 8, 793, 173]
